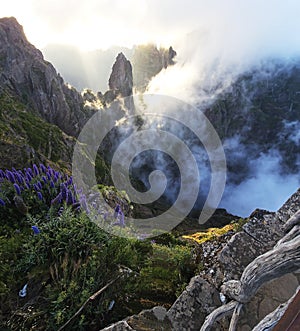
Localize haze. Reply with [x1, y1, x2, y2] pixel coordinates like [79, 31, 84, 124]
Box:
[1, 0, 300, 53]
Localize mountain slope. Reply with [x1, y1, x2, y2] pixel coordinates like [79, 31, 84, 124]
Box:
[205, 60, 300, 174]
[0, 91, 74, 169]
[0, 17, 89, 136]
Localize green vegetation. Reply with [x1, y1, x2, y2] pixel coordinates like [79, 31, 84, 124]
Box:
[0, 165, 198, 330]
[0, 91, 72, 169]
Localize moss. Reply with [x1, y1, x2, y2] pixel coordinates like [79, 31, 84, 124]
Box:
[182, 223, 235, 244]
[182, 218, 248, 244]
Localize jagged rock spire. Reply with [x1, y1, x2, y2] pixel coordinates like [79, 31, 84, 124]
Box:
[108, 52, 133, 98]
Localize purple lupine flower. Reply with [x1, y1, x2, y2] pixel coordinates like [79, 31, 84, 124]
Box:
[60, 183, 67, 199]
[31, 225, 40, 235]
[47, 165, 53, 174]
[15, 173, 24, 184]
[0, 198, 5, 206]
[27, 168, 33, 177]
[41, 176, 47, 183]
[33, 184, 38, 191]
[6, 171, 15, 183]
[80, 196, 89, 213]
[50, 180, 55, 188]
[51, 192, 62, 205]
[46, 172, 52, 180]
[25, 171, 33, 182]
[18, 170, 25, 178]
[53, 173, 59, 183]
[119, 210, 125, 227]
[13, 183, 21, 195]
[114, 204, 121, 218]
[66, 190, 73, 205]
[37, 192, 43, 200]
[40, 164, 47, 173]
[37, 181, 43, 190]
[0, 170, 5, 178]
[33, 164, 39, 176]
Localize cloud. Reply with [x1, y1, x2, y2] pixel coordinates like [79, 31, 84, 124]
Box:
[147, 0, 300, 102]
[220, 151, 300, 216]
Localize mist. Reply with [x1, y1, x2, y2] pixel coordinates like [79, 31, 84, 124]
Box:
[220, 144, 300, 217]
[27, 0, 300, 217]
[141, 1, 300, 217]
[42, 44, 133, 92]
[148, 1, 300, 102]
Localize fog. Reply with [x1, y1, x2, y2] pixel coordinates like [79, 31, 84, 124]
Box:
[3, 0, 300, 217]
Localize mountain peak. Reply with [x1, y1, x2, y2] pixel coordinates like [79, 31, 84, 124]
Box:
[0, 17, 29, 46]
[0, 16, 87, 136]
[108, 52, 133, 97]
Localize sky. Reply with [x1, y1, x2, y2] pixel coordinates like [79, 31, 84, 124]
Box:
[1, 0, 300, 53]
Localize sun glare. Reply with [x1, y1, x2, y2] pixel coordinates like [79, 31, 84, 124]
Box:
[0, 0, 177, 51]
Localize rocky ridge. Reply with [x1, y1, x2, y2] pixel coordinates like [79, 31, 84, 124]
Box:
[101, 189, 300, 330]
[0, 17, 88, 136]
[132, 44, 176, 91]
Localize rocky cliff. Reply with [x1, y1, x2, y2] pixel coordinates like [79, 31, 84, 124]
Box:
[132, 44, 176, 91]
[108, 52, 133, 98]
[205, 60, 300, 175]
[99, 52, 135, 111]
[101, 189, 300, 330]
[0, 17, 88, 136]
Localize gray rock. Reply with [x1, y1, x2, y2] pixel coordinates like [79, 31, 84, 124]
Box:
[242, 212, 283, 250]
[167, 276, 221, 331]
[239, 274, 300, 330]
[0, 17, 88, 136]
[108, 52, 133, 98]
[218, 231, 266, 281]
[127, 306, 172, 331]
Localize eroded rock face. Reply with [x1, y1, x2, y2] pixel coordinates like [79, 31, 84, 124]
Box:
[132, 44, 177, 91]
[218, 231, 266, 281]
[167, 276, 221, 331]
[101, 189, 300, 331]
[0, 17, 87, 136]
[108, 53, 133, 98]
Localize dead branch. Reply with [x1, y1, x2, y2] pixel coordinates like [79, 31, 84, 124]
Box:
[200, 301, 237, 331]
[222, 232, 300, 303]
[228, 303, 243, 331]
[57, 275, 121, 331]
[284, 209, 300, 232]
[202, 210, 300, 330]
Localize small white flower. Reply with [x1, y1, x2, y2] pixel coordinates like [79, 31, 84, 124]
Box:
[19, 283, 28, 298]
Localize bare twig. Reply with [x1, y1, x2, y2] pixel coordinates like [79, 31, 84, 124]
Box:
[57, 275, 121, 331]
[228, 303, 243, 331]
[200, 301, 237, 331]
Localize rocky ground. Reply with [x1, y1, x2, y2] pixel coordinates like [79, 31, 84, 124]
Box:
[101, 188, 300, 330]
